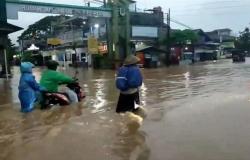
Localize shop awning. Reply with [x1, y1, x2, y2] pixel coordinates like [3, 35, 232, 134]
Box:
[0, 21, 23, 34]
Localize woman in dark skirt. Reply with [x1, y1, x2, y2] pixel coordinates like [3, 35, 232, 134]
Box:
[116, 91, 140, 113]
[116, 55, 143, 113]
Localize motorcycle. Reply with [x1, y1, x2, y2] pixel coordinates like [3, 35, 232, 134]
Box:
[40, 71, 85, 110]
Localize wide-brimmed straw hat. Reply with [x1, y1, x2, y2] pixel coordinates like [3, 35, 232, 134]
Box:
[123, 55, 140, 66]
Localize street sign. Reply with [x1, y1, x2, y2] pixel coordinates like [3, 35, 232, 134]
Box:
[47, 38, 63, 46]
[6, 0, 112, 20]
[132, 26, 158, 38]
[88, 36, 98, 54]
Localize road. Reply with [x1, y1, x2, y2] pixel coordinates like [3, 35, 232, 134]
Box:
[1, 59, 250, 160]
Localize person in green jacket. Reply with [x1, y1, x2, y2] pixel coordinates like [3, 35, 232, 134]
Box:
[40, 60, 78, 103]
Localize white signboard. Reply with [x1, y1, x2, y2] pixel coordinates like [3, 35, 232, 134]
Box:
[132, 26, 158, 38]
[7, 2, 111, 20]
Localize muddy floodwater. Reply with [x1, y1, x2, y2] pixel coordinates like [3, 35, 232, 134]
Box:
[1, 59, 250, 160]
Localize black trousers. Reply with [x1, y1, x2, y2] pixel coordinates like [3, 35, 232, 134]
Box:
[116, 91, 140, 113]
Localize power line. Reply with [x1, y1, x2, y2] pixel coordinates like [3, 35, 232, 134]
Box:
[170, 19, 193, 30]
[163, 12, 193, 29]
[162, 4, 250, 18]
[164, 0, 243, 7]
[162, 0, 250, 14]
[200, 0, 242, 5]
[164, 17, 193, 29]
[173, 8, 250, 17]
[172, 4, 250, 13]
[83, 0, 104, 6]
[92, 0, 104, 3]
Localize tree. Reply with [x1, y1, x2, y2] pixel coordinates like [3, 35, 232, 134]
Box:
[7, 37, 16, 62]
[18, 15, 69, 41]
[171, 29, 198, 44]
[162, 29, 198, 45]
[235, 27, 250, 51]
[21, 51, 33, 62]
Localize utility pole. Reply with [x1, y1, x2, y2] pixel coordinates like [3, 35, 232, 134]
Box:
[111, 0, 120, 68]
[125, 2, 131, 57]
[105, 0, 113, 68]
[166, 8, 171, 65]
[0, 0, 8, 78]
[107, 0, 132, 69]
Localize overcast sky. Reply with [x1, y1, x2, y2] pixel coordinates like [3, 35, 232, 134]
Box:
[8, 0, 250, 45]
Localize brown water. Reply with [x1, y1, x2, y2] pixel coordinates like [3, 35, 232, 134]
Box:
[1, 59, 250, 160]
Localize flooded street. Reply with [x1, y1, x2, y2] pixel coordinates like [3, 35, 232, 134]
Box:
[1, 59, 250, 160]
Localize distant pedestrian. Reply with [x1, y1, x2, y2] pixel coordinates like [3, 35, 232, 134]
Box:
[18, 62, 45, 113]
[116, 55, 143, 113]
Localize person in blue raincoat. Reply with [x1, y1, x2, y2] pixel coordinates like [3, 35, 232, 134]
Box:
[116, 55, 143, 113]
[18, 62, 44, 113]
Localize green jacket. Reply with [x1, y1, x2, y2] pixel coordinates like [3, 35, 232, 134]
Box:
[40, 69, 74, 92]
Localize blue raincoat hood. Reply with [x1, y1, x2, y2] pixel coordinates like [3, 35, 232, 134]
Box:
[20, 62, 34, 73]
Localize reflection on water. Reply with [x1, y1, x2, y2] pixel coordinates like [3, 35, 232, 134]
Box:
[0, 106, 148, 160]
[2, 59, 250, 159]
[91, 79, 108, 113]
[112, 131, 150, 160]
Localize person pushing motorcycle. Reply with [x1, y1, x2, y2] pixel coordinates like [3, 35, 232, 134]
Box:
[40, 60, 78, 103]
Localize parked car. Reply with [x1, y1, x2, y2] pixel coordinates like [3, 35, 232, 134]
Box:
[232, 50, 245, 63]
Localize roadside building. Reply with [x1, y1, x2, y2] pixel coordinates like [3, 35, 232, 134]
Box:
[206, 28, 235, 43]
[192, 29, 219, 62]
[18, 3, 168, 68]
[136, 45, 167, 68]
[131, 7, 169, 66]
[206, 28, 236, 58]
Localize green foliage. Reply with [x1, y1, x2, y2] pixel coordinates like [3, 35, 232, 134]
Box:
[21, 51, 33, 62]
[6, 37, 16, 62]
[18, 15, 69, 41]
[162, 29, 198, 45]
[182, 30, 198, 43]
[235, 28, 250, 51]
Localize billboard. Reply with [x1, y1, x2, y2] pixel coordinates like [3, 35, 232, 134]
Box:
[47, 38, 63, 45]
[132, 26, 158, 38]
[88, 36, 98, 54]
[6, 2, 111, 20]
